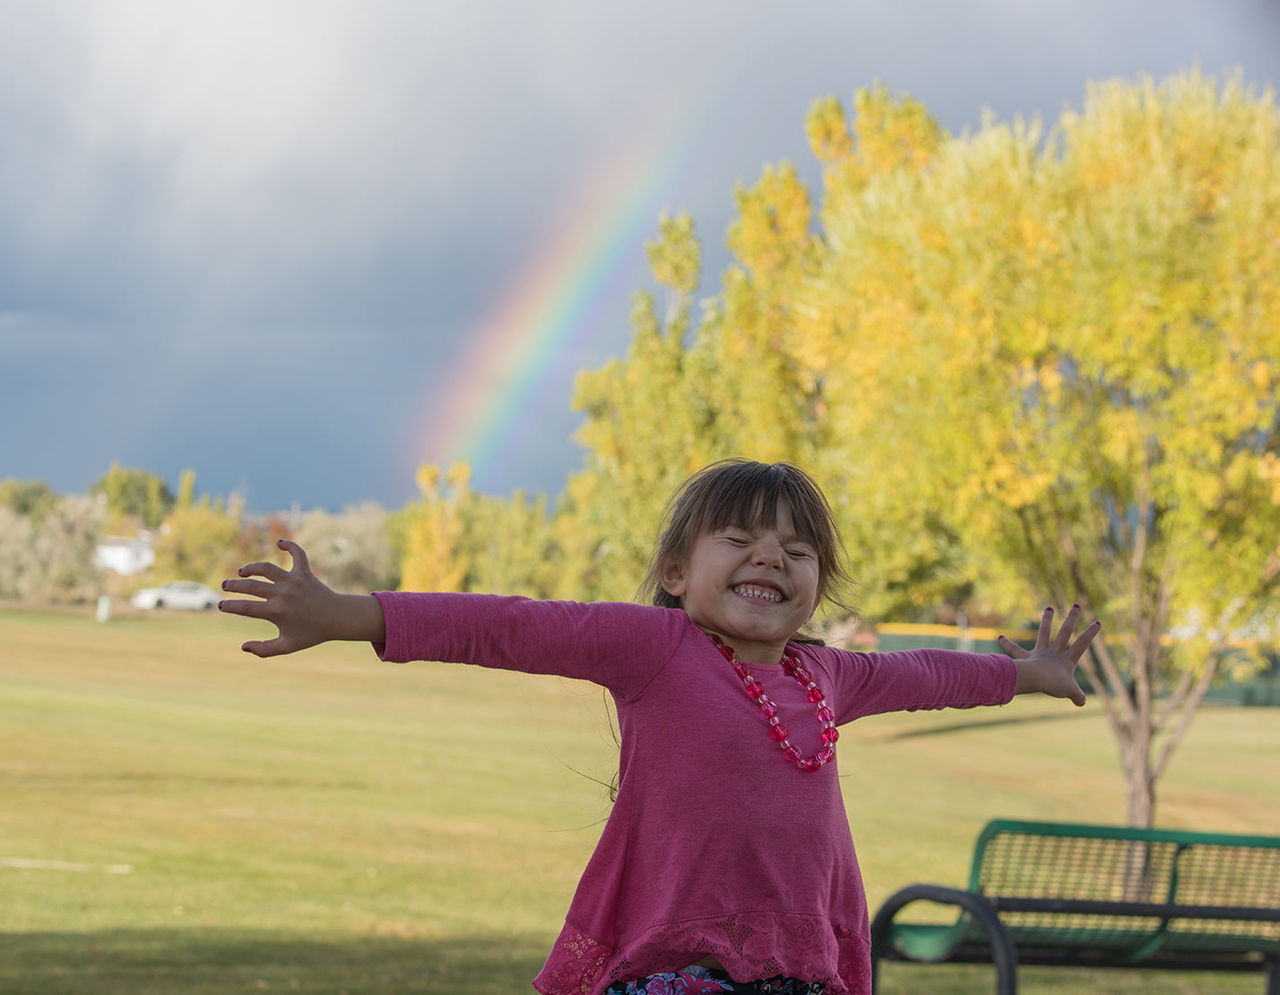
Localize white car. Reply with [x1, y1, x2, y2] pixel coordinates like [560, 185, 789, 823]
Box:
[131, 581, 219, 611]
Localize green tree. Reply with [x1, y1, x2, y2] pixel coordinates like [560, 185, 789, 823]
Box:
[150, 506, 241, 589]
[176, 469, 197, 510]
[91, 463, 174, 529]
[0, 478, 58, 522]
[461, 489, 558, 598]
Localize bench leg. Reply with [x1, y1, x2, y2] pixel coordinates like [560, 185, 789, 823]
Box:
[1266, 954, 1279, 995]
[869, 884, 1018, 995]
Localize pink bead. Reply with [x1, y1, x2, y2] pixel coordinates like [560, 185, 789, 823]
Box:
[713, 631, 840, 772]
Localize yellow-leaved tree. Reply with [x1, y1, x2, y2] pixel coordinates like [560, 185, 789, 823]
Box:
[797, 70, 1280, 827]
[564, 71, 1280, 826]
[399, 463, 472, 593]
[150, 505, 242, 590]
[399, 461, 559, 598]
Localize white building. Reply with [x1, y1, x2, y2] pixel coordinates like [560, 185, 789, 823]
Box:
[95, 535, 155, 575]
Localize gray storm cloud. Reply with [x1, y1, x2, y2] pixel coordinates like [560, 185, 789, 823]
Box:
[2, 0, 1276, 508]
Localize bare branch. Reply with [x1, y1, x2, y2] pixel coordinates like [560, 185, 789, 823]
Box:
[1149, 561, 1183, 732]
[1130, 495, 1149, 582]
[1077, 641, 1128, 740]
[1153, 664, 1194, 732]
[1087, 627, 1139, 728]
[1152, 652, 1221, 782]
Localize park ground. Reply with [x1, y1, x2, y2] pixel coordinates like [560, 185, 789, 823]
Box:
[2, 605, 1278, 994]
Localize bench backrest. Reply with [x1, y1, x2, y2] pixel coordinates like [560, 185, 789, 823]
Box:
[968, 820, 1280, 953]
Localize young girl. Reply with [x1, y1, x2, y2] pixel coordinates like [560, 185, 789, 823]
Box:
[218, 459, 1098, 995]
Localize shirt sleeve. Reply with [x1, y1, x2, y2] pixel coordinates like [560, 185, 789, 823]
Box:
[809, 645, 1018, 725]
[370, 591, 685, 703]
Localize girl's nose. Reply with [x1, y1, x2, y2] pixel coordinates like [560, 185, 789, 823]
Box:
[752, 541, 784, 568]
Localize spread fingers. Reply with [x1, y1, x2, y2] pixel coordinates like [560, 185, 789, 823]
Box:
[1053, 604, 1082, 648]
[220, 578, 275, 600]
[996, 633, 1027, 658]
[218, 597, 271, 618]
[235, 560, 290, 583]
[276, 539, 312, 574]
[1036, 607, 1055, 647]
[1069, 620, 1103, 659]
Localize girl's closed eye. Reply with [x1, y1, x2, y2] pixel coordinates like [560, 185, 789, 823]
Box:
[718, 530, 812, 558]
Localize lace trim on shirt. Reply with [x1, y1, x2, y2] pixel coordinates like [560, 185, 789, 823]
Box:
[533, 916, 868, 995]
[534, 921, 614, 994]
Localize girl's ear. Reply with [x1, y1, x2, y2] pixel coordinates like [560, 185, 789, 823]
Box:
[658, 556, 687, 599]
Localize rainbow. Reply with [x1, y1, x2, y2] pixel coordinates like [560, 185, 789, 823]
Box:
[411, 100, 703, 492]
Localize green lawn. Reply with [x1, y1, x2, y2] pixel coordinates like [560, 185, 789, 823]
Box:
[2, 605, 1278, 993]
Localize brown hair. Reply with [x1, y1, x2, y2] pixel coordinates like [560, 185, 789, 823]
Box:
[638, 458, 855, 619]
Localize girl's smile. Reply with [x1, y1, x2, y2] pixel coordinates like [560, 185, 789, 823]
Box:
[733, 583, 784, 603]
[660, 501, 820, 665]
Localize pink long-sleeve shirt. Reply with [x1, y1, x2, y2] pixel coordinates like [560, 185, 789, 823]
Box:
[372, 592, 1017, 995]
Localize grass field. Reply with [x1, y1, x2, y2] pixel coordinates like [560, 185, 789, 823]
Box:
[2, 604, 1278, 994]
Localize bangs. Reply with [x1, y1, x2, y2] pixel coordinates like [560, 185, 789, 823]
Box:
[695, 469, 828, 552]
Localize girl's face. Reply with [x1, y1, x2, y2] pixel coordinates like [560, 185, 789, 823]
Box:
[660, 501, 821, 665]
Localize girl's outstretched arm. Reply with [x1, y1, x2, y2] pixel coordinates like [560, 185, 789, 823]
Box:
[1000, 604, 1100, 707]
[219, 539, 386, 656]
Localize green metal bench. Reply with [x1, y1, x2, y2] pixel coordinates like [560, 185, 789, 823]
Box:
[870, 819, 1280, 993]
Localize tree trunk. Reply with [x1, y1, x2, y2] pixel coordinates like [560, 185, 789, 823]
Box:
[1122, 728, 1156, 829]
[1077, 630, 1160, 831]
[1119, 722, 1158, 899]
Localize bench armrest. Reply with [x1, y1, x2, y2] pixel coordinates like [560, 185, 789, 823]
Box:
[870, 884, 1017, 994]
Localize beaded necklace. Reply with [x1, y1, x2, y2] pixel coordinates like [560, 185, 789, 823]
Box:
[710, 635, 839, 772]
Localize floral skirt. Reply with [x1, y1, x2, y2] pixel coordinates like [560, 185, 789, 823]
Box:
[604, 964, 826, 994]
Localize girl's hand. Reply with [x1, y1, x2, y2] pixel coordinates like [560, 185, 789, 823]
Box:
[218, 539, 385, 656]
[1000, 605, 1100, 707]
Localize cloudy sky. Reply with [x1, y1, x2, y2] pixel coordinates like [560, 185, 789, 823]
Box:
[3, 1, 1278, 512]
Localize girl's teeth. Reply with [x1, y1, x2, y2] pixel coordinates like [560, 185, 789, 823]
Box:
[735, 585, 781, 602]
